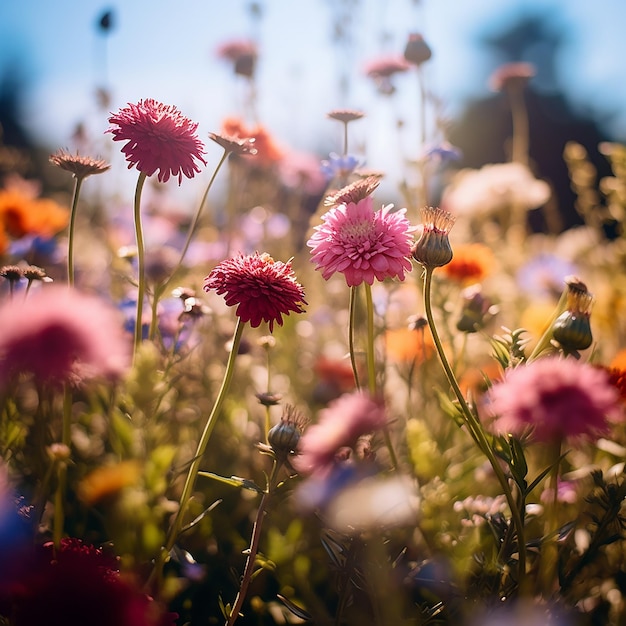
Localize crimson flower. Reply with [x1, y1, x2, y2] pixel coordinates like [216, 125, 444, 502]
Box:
[107, 99, 206, 184]
[0, 538, 173, 626]
[484, 356, 623, 443]
[204, 252, 306, 332]
[308, 195, 414, 287]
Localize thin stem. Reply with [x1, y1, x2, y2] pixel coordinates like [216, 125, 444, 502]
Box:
[422, 268, 527, 585]
[177, 149, 229, 271]
[527, 288, 569, 362]
[147, 138, 229, 342]
[342, 121, 349, 156]
[53, 385, 72, 548]
[348, 286, 361, 390]
[363, 283, 376, 396]
[226, 460, 282, 626]
[364, 282, 398, 470]
[67, 176, 83, 287]
[133, 172, 148, 357]
[416, 65, 429, 207]
[540, 439, 563, 594]
[508, 84, 529, 167]
[158, 319, 245, 574]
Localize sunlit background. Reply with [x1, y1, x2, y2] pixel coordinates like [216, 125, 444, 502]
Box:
[1, 0, 625, 211]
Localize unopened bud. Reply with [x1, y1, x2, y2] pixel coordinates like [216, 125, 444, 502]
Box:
[412, 207, 455, 269]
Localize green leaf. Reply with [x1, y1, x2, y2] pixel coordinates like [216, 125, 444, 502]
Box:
[197, 472, 264, 493]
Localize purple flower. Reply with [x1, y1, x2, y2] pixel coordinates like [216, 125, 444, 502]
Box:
[320, 153, 362, 181]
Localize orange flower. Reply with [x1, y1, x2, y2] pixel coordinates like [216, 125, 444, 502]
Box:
[441, 243, 495, 284]
[220, 116, 283, 165]
[611, 349, 626, 371]
[458, 360, 503, 398]
[0, 188, 69, 238]
[77, 460, 142, 506]
[384, 327, 435, 365]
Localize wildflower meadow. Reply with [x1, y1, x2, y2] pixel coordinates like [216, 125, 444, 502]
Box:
[1, 15, 626, 626]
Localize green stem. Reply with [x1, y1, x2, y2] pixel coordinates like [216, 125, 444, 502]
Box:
[363, 283, 376, 396]
[148, 142, 230, 340]
[226, 460, 282, 626]
[527, 288, 569, 362]
[178, 149, 229, 271]
[364, 283, 398, 470]
[67, 176, 83, 287]
[417, 65, 429, 207]
[348, 286, 361, 390]
[53, 385, 72, 548]
[509, 84, 529, 167]
[160, 318, 245, 568]
[422, 268, 527, 585]
[133, 172, 148, 357]
[540, 439, 563, 594]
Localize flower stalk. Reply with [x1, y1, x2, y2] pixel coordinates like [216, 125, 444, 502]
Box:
[226, 459, 282, 626]
[159, 318, 245, 574]
[422, 267, 527, 584]
[132, 172, 148, 356]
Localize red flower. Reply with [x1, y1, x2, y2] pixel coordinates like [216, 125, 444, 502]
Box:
[107, 99, 206, 184]
[0, 538, 174, 626]
[204, 252, 306, 332]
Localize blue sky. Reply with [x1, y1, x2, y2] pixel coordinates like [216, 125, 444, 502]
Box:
[1, 0, 625, 188]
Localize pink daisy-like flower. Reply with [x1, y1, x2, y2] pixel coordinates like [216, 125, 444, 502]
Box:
[308, 195, 414, 287]
[484, 356, 623, 443]
[0, 287, 130, 386]
[204, 252, 306, 332]
[293, 390, 388, 475]
[107, 99, 206, 184]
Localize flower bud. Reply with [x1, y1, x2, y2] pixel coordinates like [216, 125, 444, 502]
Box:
[552, 284, 594, 351]
[456, 285, 497, 333]
[411, 206, 455, 270]
[267, 406, 305, 460]
[404, 33, 432, 66]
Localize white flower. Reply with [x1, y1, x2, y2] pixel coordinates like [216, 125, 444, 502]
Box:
[442, 162, 551, 218]
[326, 475, 420, 532]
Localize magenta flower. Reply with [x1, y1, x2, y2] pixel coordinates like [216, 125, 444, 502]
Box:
[0, 287, 130, 386]
[484, 357, 623, 443]
[107, 99, 206, 184]
[204, 252, 306, 332]
[293, 391, 388, 475]
[308, 196, 414, 287]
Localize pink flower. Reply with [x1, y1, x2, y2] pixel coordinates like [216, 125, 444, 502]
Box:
[0, 287, 130, 386]
[308, 196, 414, 287]
[204, 252, 306, 332]
[484, 357, 623, 443]
[107, 99, 206, 184]
[215, 38, 258, 78]
[363, 55, 411, 78]
[293, 391, 388, 475]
